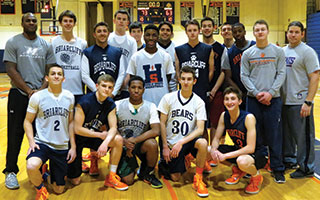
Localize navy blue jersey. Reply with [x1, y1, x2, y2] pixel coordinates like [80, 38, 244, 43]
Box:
[83, 44, 122, 87]
[224, 110, 249, 149]
[175, 42, 211, 102]
[78, 92, 116, 131]
[227, 41, 256, 93]
[211, 41, 225, 90]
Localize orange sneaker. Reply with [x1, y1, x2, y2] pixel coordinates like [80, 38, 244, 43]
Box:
[245, 174, 263, 194]
[104, 172, 128, 191]
[225, 166, 246, 185]
[203, 161, 212, 174]
[82, 152, 92, 162]
[185, 153, 195, 170]
[89, 156, 99, 176]
[209, 160, 218, 167]
[35, 187, 49, 200]
[192, 173, 209, 197]
[82, 162, 90, 173]
[264, 158, 272, 173]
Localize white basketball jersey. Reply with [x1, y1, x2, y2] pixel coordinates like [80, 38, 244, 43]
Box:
[158, 91, 207, 147]
[157, 41, 176, 62]
[51, 36, 87, 95]
[116, 98, 159, 138]
[127, 49, 175, 106]
[108, 32, 137, 72]
[27, 89, 75, 150]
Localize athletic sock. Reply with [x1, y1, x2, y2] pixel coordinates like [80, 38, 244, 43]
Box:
[35, 183, 44, 190]
[42, 172, 49, 182]
[110, 165, 118, 173]
[196, 167, 204, 175]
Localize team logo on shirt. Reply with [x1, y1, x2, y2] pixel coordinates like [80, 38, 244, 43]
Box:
[142, 63, 163, 89]
[227, 129, 245, 148]
[60, 53, 73, 64]
[181, 53, 206, 70]
[84, 119, 103, 131]
[43, 107, 69, 119]
[55, 45, 82, 69]
[285, 57, 296, 67]
[21, 46, 44, 59]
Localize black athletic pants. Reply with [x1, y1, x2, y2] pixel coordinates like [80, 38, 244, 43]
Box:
[3, 88, 29, 174]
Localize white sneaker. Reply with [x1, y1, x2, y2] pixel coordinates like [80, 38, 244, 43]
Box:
[5, 172, 20, 189]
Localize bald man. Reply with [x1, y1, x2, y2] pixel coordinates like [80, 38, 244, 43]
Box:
[3, 12, 56, 189]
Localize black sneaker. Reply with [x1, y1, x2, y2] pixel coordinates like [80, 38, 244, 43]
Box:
[142, 174, 163, 189]
[273, 171, 286, 183]
[284, 162, 298, 170]
[290, 169, 314, 179]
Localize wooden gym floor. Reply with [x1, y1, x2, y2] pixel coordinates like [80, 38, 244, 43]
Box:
[0, 73, 320, 200]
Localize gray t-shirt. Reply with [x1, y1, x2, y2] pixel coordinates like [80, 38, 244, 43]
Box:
[281, 42, 320, 105]
[240, 43, 286, 97]
[3, 34, 56, 95]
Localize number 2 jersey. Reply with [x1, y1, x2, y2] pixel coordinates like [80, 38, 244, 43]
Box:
[158, 90, 207, 147]
[224, 110, 249, 149]
[127, 48, 175, 106]
[27, 89, 75, 150]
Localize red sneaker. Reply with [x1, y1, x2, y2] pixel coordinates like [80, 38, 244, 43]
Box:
[192, 173, 209, 197]
[82, 162, 89, 173]
[89, 156, 99, 176]
[35, 187, 49, 200]
[225, 166, 246, 185]
[104, 172, 128, 191]
[245, 174, 263, 194]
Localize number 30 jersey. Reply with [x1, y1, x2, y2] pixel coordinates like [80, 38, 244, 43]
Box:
[27, 89, 74, 150]
[127, 48, 175, 106]
[158, 90, 207, 147]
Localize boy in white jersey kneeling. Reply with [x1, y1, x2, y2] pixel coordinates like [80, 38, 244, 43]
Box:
[25, 65, 76, 200]
[158, 66, 209, 197]
[116, 76, 162, 188]
[209, 87, 267, 194]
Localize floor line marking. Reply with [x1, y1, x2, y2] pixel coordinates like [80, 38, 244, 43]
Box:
[162, 176, 178, 200]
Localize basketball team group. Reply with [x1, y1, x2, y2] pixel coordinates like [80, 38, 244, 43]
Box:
[2, 8, 319, 199]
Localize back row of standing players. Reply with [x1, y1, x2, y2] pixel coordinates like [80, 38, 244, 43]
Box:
[3, 8, 319, 199]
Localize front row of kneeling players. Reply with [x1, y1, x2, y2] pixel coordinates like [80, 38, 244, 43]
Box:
[25, 65, 262, 198]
